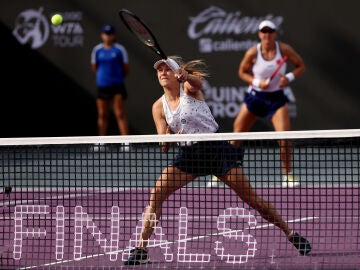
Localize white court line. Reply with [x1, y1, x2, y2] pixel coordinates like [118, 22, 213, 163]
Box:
[17, 215, 319, 269]
[0, 187, 136, 207]
[2, 184, 359, 207]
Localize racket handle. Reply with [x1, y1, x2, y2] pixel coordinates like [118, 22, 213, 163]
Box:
[165, 58, 180, 73]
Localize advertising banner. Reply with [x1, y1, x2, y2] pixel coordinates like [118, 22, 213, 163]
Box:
[1, 0, 359, 136]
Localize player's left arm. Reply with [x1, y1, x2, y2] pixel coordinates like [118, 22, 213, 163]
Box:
[279, 42, 306, 88]
[123, 63, 130, 77]
[118, 44, 130, 77]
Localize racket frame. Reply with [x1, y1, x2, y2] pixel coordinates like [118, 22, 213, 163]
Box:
[118, 9, 167, 59]
[269, 55, 288, 81]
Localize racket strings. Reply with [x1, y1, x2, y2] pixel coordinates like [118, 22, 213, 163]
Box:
[122, 15, 155, 46]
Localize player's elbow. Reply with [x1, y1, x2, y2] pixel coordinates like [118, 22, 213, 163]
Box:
[296, 60, 306, 75]
[297, 64, 306, 77]
[123, 64, 130, 76]
[238, 71, 248, 82]
[301, 64, 306, 74]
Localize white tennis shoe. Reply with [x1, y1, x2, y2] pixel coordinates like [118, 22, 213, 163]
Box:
[92, 143, 106, 152]
[206, 175, 220, 188]
[121, 143, 131, 152]
[282, 174, 300, 188]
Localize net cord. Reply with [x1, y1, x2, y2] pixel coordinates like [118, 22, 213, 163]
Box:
[0, 129, 359, 146]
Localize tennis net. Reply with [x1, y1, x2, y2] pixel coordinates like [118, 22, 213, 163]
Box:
[1, 129, 359, 269]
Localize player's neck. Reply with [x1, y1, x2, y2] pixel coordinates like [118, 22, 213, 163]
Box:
[103, 41, 114, 49]
[261, 43, 276, 60]
[164, 87, 180, 101]
[261, 41, 276, 51]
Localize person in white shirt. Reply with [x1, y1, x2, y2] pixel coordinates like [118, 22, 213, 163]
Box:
[232, 20, 306, 188]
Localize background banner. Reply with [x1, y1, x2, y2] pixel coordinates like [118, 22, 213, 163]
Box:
[1, 0, 359, 136]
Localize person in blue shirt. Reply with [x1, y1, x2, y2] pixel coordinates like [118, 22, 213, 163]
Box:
[91, 25, 130, 144]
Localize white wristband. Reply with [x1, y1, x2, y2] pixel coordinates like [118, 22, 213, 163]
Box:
[252, 78, 261, 88]
[285, 72, 295, 83]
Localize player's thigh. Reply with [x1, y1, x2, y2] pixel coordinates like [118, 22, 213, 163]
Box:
[113, 94, 124, 110]
[222, 167, 261, 202]
[271, 105, 291, 131]
[155, 166, 195, 194]
[233, 104, 257, 132]
[112, 94, 126, 113]
[96, 98, 110, 116]
[221, 167, 250, 189]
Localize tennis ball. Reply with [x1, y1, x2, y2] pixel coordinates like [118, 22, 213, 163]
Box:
[51, 14, 63, 25]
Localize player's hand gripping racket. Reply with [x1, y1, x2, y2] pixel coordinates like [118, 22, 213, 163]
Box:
[118, 9, 179, 73]
[265, 55, 288, 83]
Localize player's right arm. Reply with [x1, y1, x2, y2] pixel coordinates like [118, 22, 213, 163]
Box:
[152, 98, 170, 152]
[238, 46, 257, 86]
[90, 46, 98, 73]
[91, 63, 97, 73]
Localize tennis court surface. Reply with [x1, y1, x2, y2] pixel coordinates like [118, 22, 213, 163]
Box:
[1, 130, 359, 269]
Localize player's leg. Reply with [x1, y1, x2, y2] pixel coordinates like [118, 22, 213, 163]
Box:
[221, 167, 311, 255]
[140, 166, 194, 244]
[112, 92, 130, 151]
[271, 105, 299, 187]
[271, 105, 291, 174]
[125, 166, 195, 265]
[233, 104, 258, 144]
[221, 166, 291, 235]
[92, 97, 111, 152]
[113, 93, 129, 135]
[96, 98, 110, 136]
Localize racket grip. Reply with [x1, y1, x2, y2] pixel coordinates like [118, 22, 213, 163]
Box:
[165, 58, 180, 73]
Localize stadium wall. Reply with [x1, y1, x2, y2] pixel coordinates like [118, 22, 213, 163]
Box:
[0, 0, 359, 136]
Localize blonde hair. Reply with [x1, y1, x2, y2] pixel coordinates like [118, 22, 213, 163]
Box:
[168, 55, 210, 79]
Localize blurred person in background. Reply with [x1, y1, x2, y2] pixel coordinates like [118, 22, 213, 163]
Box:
[208, 20, 305, 188]
[91, 24, 130, 151]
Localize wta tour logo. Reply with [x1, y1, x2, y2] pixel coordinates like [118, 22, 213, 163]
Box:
[12, 7, 84, 49]
[12, 7, 50, 49]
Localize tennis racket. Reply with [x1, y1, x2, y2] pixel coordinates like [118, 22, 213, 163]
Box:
[118, 9, 179, 72]
[266, 55, 288, 83]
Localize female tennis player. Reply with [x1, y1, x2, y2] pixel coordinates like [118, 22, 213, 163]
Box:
[124, 56, 311, 265]
[229, 20, 306, 188]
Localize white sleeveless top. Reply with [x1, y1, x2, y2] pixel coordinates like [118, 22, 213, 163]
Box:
[251, 41, 287, 92]
[162, 86, 219, 134]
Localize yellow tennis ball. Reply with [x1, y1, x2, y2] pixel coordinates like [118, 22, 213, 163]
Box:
[51, 14, 63, 25]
